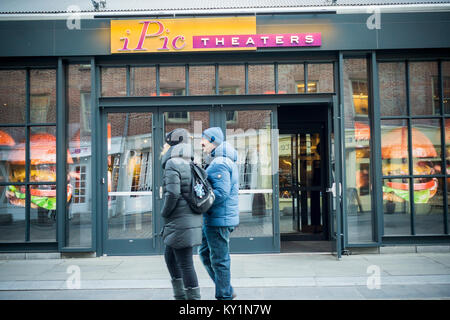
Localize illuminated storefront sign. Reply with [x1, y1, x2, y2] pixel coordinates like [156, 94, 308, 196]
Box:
[110, 17, 321, 53]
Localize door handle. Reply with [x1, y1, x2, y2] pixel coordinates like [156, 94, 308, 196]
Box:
[326, 182, 336, 198]
[327, 182, 342, 198]
[159, 186, 163, 199]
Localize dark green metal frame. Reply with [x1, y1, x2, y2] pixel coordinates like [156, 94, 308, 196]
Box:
[0, 63, 58, 251]
[375, 56, 450, 240]
[2, 49, 449, 255]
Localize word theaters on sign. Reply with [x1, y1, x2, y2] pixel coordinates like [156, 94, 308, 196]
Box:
[193, 33, 321, 49]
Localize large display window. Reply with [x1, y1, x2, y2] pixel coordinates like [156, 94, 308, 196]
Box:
[379, 60, 449, 236]
[0, 68, 58, 243]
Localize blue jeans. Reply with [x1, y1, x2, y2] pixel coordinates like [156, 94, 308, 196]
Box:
[198, 225, 234, 300]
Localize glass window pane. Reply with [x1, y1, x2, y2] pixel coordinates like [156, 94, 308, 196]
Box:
[278, 64, 304, 94]
[30, 69, 56, 123]
[447, 178, 450, 230]
[0, 70, 26, 124]
[107, 113, 153, 239]
[67, 64, 92, 247]
[164, 111, 209, 165]
[0, 184, 26, 242]
[383, 178, 411, 235]
[414, 178, 444, 235]
[130, 67, 156, 96]
[101, 67, 126, 97]
[218, 65, 245, 95]
[379, 62, 407, 116]
[381, 120, 409, 176]
[30, 184, 56, 241]
[446, 118, 449, 174]
[344, 59, 369, 118]
[308, 63, 334, 93]
[189, 66, 215, 95]
[443, 62, 450, 114]
[29, 127, 57, 183]
[411, 119, 442, 175]
[409, 61, 439, 115]
[248, 65, 275, 94]
[0, 127, 25, 183]
[343, 58, 373, 242]
[160, 66, 185, 96]
[226, 110, 273, 238]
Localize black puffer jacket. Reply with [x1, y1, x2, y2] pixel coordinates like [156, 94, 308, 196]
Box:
[161, 143, 202, 249]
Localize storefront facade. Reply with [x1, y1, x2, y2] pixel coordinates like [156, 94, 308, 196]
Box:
[0, 2, 449, 258]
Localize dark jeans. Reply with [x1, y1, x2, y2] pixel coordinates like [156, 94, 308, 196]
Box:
[164, 245, 199, 289]
[198, 225, 234, 300]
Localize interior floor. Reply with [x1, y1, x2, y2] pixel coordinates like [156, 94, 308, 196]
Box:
[280, 241, 332, 253]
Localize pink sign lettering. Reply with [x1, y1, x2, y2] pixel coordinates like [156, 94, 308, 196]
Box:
[193, 33, 321, 49]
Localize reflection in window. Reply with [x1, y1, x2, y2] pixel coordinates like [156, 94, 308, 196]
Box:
[444, 62, 450, 114]
[248, 65, 275, 94]
[0, 69, 58, 244]
[67, 64, 92, 247]
[166, 111, 189, 123]
[412, 119, 441, 175]
[0, 128, 25, 242]
[296, 81, 318, 93]
[30, 184, 57, 242]
[0, 70, 26, 124]
[446, 118, 450, 175]
[160, 66, 185, 96]
[226, 110, 273, 238]
[307, 63, 334, 93]
[80, 92, 91, 133]
[30, 69, 56, 123]
[278, 64, 304, 94]
[225, 111, 237, 124]
[130, 151, 152, 193]
[107, 113, 153, 240]
[409, 61, 439, 116]
[218, 65, 245, 95]
[30, 94, 50, 123]
[414, 176, 444, 235]
[378, 62, 407, 116]
[383, 178, 411, 235]
[101, 67, 126, 97]
[189, 65, 215, 95]
[343, 58, 373, 243]
[130, 67, 156, 97]
[351, 80, 369, 116]
[73, 165, 87, 204]
[381, 120, 409, 176]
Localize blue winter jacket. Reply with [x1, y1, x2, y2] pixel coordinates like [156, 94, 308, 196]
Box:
[204, 141, 240, 227]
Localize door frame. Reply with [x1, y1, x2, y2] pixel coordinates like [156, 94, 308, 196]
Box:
[96, 94, 339, 256]
[279, 124, 329, 241]
[100, 107, 161, 255]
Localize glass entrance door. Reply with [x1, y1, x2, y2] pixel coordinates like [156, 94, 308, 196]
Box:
[221, 106, 279, 253]
[102, 112, 159, 255]
[279, 129, 328, 240]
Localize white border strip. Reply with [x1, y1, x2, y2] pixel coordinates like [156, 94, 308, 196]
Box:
[108, 189, 273, 196]
[109, 191, 153, 196]
[0, 4, 449, 20]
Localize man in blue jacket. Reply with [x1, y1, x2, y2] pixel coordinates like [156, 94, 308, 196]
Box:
[199, 127, 239, 300]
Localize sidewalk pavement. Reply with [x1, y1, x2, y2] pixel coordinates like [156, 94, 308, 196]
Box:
[0, 252, 450, 300]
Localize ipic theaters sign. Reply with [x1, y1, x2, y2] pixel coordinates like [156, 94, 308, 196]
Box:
[110, 17, 321, 53]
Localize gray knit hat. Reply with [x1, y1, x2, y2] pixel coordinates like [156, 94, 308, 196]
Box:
[165, 128, 190, 146]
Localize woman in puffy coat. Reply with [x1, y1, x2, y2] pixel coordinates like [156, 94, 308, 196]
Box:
[160, 128, 202, 300]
